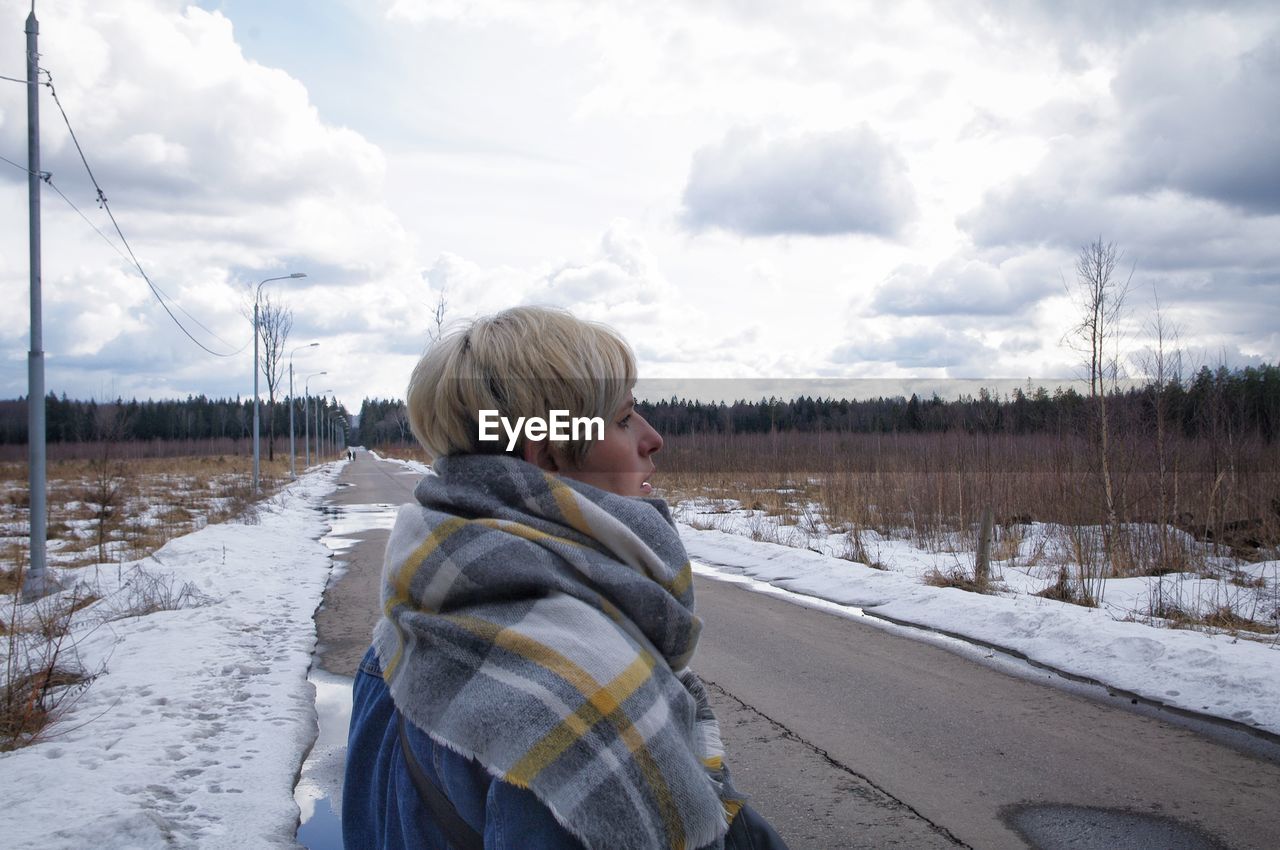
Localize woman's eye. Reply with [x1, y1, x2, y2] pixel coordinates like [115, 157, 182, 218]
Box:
[618, 415, 632, 429]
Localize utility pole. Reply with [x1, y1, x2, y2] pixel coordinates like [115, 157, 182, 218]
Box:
[315, 391, 331, 461]
[251, 272, 304, 491]
[22, 8, 54, 601]
[288, 361, 295, 478]
[304, 372, 326, 468]
[288, 342, 318, 479]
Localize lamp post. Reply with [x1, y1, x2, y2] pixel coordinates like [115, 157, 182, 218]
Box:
[304, 372, 327, 468]
[253, 272, 306, 491]
[317, 390, 332, 461]
[332, 414, 348, 458]
[288, 342, 319, 479]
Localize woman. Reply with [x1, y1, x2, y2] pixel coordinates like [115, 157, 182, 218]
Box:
[343, 306, 788, 849]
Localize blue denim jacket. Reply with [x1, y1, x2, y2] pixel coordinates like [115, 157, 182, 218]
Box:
[343, 645, 586, 849]
[344, 646, 788, 850]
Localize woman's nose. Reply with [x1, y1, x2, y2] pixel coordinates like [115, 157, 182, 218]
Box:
[641, 420, 663, 455]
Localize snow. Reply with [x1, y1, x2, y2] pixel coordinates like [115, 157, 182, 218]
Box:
[0, 464, 344, 849]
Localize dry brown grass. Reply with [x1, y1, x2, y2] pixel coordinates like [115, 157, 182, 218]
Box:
[2, 580, 97, 751]
[0, 565, 19, 596]
[0, 665, 90, 751]
[1036, 567, 1096, 607]
[1147, 600, 1279, 636]
[0, 452, 296, 572]
[370, 444, 428, 464]
[653, 431, 1280, 579]
[923, 566, 991, 594]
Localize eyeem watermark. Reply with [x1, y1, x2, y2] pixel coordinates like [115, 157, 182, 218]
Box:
[478, 410, 604, 451]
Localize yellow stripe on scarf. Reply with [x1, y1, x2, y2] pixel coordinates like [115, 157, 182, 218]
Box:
[507, 652, 653, 781]
[549, 476, 594, 538]
[383, 516, 469, 678]
[669, 561, 693, 597]
[472, 517, 592, 551]
[449, 614, 689, 849]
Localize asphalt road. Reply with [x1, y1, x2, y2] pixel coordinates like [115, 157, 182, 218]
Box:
[313, 450, 419, 676]
[317, 451, 1280, 849]
[692, 575, 1280, 849]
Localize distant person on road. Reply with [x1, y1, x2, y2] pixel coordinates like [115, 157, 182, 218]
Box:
[343, 306, 788, 849]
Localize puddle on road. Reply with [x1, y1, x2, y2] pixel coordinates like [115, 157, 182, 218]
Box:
[316, 503, 400, 553]
[1003, 803, 1227, 850]
[294, 668, 354, 850]
[295, 499, 403, 848]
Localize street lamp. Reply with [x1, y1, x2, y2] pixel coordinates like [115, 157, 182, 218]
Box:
[331, 412, 349, 459]
[317, 390, 333, 461]
[288, 342, 319, 479]
[253, 272, 306, 491]
[304, 372, 327, 468]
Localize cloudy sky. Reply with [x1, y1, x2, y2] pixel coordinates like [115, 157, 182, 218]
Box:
[1, 0, 1277, 410]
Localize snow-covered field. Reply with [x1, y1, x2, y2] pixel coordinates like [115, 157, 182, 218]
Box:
[0, 457, 279, 570]
[0, 464, 343, 849]
[674, 496, 1280, 630]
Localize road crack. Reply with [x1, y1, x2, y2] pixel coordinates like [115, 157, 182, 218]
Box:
[703, 677, 973, 848]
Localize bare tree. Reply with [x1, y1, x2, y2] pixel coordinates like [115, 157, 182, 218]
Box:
[1135, 285, 1184, 573]
[1065, 238, 1133, 588]
[428, 286, 448, 343]
[257, 294, 293, 461]
[87, 402, 131, 563]
[384, 403, 411, 444]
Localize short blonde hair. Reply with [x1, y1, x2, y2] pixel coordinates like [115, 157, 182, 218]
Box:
[406, 306, 636, 465]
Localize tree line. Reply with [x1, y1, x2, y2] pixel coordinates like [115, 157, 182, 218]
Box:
[0, 394, 350, 446]
[347, 363, 1278, 447]
[1, 363, 1273, 447]
[637, 364, 1279, 441]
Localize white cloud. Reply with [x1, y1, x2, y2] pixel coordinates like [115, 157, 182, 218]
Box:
[538, 220, 671, 310]
[947, 11, 1280, 373]
[0, 0, 416, 402]
[873, 251, 1059, 317]
[957, 0, 1276, 65]
[3, 0, 1277, 407]
[681, 126, 916, 238]
[830, 320, 998, 374]
[1108, 25, 1280, 214]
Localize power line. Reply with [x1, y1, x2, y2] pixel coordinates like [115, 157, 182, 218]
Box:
[41, 69, 244, 358]
[4, 152, 161, 268]
[0, 151, 40, 175]
[49, 184, 248, 355]
[3, 147, 250, 356]
[45, 177, 128, 259]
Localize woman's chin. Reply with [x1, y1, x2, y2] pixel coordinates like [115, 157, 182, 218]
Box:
[639, 481, 653, 496]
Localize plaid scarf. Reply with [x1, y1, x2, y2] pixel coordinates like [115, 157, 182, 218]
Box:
[374, 454, 741, 850]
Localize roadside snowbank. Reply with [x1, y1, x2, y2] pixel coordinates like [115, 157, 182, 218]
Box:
[682, 526, 1280, 736]
[0, 465, 342, 849]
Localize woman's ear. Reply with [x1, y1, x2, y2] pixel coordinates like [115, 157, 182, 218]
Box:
[521, 439, 561, 473]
